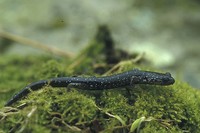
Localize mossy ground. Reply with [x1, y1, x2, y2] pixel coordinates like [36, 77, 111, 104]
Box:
[1, 54, 200, 133]
[1, 27, 200, 132]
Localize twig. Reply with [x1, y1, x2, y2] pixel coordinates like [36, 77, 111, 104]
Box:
[103, 52, 145, 75]
[0, 30, 74, 58]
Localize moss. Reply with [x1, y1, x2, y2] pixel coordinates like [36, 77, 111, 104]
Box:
[99, 81, 200, 132]
[0, 55, 55, 106]
[132, 83, 198, 132]
[1, 53, 200, 132]
[67, 40, 105, 75]
[140, 121, 182, 133]
[26, 88, 97, 131]
[1, 28, 200, 132]
[35, 60, 67, 79]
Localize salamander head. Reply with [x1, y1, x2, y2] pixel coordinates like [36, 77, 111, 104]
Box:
[158, 72, 175, 85]
[130, 70, 175, 85]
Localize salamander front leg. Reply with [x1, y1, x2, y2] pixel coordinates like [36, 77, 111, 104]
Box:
[125, 87, 135, 105]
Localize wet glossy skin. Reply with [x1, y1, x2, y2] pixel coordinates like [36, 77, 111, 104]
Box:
[5, 69, 175, 106]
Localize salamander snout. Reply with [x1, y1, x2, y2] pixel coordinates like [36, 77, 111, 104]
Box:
[161, 73, 175, 85]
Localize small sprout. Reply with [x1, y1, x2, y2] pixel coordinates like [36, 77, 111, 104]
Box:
[96, 105, 126, 126]
[105, 112, 126, 126]
[27, 107, 37, 118]
[130, 116, 146, 133]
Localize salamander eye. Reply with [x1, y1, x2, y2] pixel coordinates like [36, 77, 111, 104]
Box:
[165, 72, 171, 77]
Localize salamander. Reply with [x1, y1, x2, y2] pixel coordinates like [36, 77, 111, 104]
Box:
[5, 69, 175, 106]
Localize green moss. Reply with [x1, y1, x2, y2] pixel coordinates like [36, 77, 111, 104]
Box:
[67, 40, 105, 75]
[1, 54, 200, 132]
[35, 60, 67, 79]
[1, 42, 200, 132]
[28, 88, 97, 132]
[0, 55, 55, 106]
[100, 81, 200, 132]
[140, 121, 182, 133]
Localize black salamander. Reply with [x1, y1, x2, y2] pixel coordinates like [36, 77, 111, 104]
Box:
[5, 69, 175, 106]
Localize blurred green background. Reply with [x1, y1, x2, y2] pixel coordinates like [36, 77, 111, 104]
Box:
[0, 0, 200, 88]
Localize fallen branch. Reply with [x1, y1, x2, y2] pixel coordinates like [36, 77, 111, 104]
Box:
[0, 30, 74, 58]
